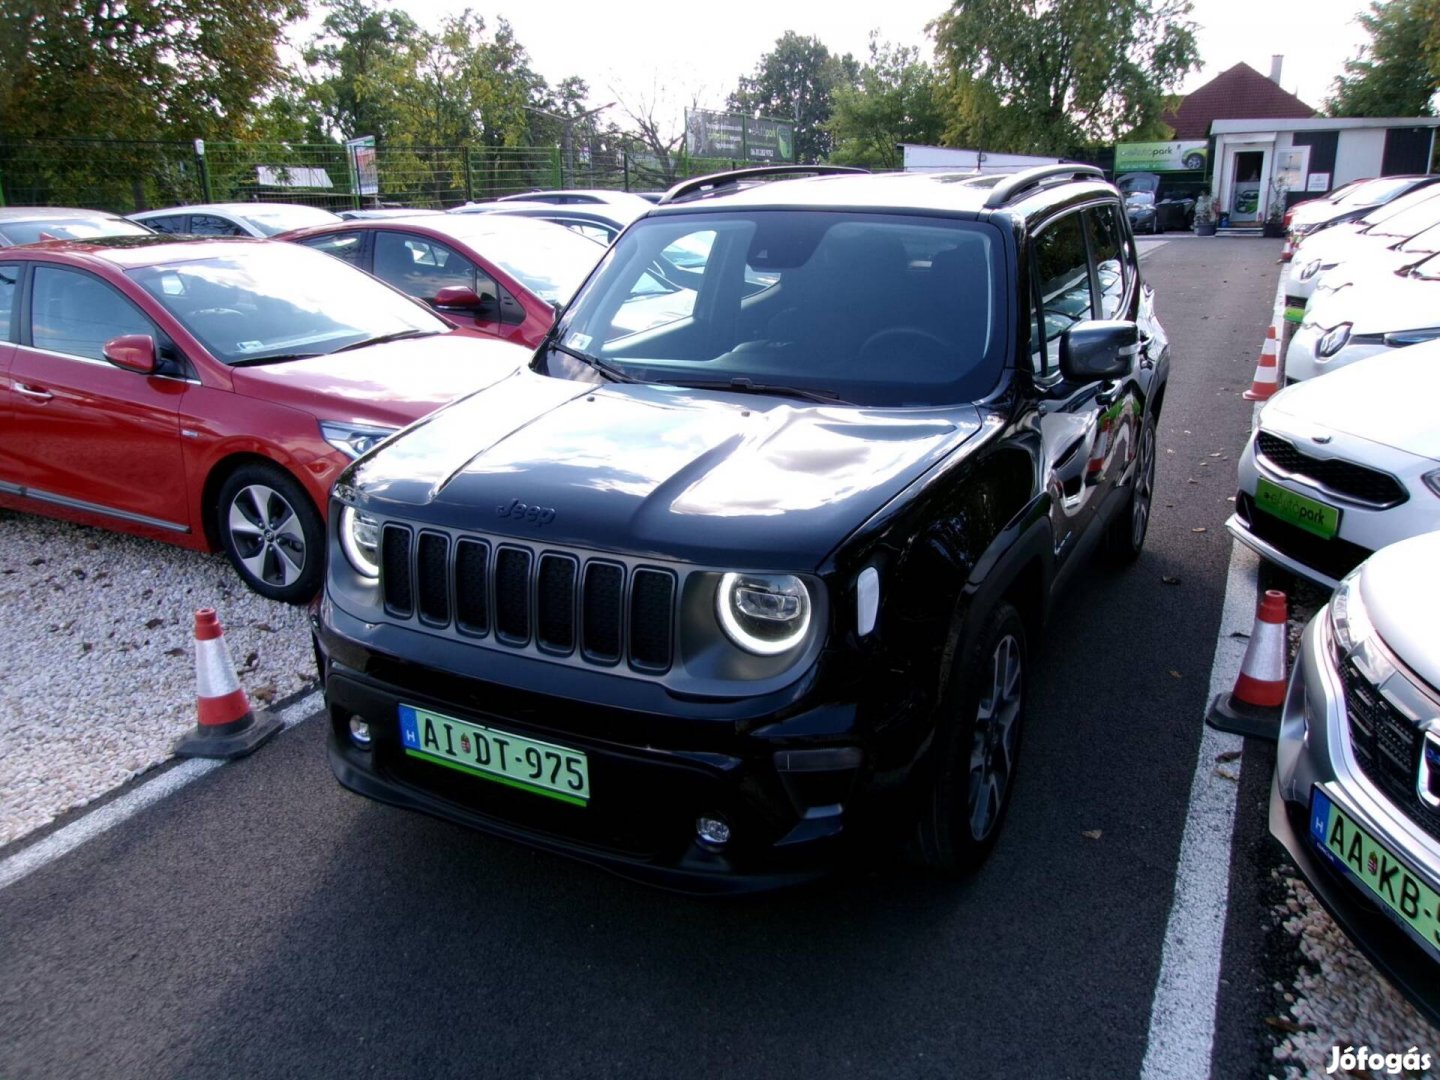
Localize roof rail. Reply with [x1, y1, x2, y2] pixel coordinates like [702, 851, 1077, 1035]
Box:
[658, 165, 869, 205]
[982, 164, 1107, 209]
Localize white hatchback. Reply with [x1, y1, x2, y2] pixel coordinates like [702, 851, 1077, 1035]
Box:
[1229, 342, 1440, 589]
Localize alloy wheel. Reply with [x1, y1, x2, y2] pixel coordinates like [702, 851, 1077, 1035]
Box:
[968, 633, 1023, 841]
[1132, 422, 1156, 549]
[227, 483, 308, 589]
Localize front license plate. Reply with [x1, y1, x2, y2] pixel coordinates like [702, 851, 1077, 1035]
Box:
[398, 704, 590, 806]
[1255, 476, 1340, 539]
[1310, 788, 1440, 958]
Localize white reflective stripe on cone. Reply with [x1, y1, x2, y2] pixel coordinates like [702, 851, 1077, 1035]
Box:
[1240, 619, 1287, 682]
[195, 638, 243, 699]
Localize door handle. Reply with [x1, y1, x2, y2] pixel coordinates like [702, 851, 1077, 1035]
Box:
[13, 384, 53, 402]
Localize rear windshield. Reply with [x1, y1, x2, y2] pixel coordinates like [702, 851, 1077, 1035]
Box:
[0, 216, 151, 246]
[551, 211, 1005, 408]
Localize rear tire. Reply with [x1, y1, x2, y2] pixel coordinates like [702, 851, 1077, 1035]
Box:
[913, 602, 1027, 876]
[215, 463, 324, 604]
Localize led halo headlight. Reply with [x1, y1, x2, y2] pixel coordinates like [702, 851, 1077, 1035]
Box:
[339, 505, 381, 578]
[716, 572, 812, 656]
[1317, 322, 1352, 358]
[1328, 568, 1374, 656]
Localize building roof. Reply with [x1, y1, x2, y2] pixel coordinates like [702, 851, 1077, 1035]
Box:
[1164, 63, 1317, 139]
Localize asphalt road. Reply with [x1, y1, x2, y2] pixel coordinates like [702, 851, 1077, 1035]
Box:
[0, 237, 1283, 1080]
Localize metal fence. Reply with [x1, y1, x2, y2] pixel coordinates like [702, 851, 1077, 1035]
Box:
[0, 137, 745, 213]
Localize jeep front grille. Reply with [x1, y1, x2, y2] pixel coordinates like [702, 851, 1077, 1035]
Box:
[379, 524, 676, 673]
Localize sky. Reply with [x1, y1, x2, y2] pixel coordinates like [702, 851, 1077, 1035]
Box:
[342, 0, 1377, 128]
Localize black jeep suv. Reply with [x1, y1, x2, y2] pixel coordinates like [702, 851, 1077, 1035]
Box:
[313, 164, 1170, 890]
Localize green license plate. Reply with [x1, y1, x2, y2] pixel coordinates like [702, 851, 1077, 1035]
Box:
[1255, 476, 1340, 539]
[398, 704, 590, 806]
[1311, 789, 1440, 958]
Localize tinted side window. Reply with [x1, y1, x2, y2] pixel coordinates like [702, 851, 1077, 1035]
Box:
[144, 215, 189, 234]
[30, 266, 153, 360]
[300, 232, 366, 267]
[372, 232, 496, 305]
[1085, 204, 1127, 320]
[0, 264, 18, 340]
[190, 214, 246, 237]
[1032, 214, 1094, 367]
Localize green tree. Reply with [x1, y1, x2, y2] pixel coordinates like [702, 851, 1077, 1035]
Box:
[0, 0, 306, 140]
[829, 33, 946, 168]
[1327, 0, 1440, 117]
[932, 0, 1200, 155]
[727, 32, 859, 162]
[301, 0, 424, 143]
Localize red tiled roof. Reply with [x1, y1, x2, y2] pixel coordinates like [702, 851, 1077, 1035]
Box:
[1163, 63, 1317, 138]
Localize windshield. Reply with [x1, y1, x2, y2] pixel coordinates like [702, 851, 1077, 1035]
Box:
[240, 205, 343, 236]
[1126, 192, 1155, 207]
[437, 217, 603, 303]
[1363, 188, 1440, 238]
[1341, 176, 1425, 209]
[549, 211, 1004, 408]
[0, 216, 151, 245]
[128, 244, 448, 364]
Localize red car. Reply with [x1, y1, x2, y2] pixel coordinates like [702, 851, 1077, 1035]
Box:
[279, 214, 604, 348]
[0, 236, 529, 602]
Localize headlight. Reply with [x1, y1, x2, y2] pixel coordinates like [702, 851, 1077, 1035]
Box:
[1316, 322, 1352, 357]
[320, 420, 397, 459]
[1298, 259, 1323, 281]
[1423, 468, 1440, 498]
[1328, 569, 1374, 656]
[339, 505, 381, 578]
[716, 572, 812, 655]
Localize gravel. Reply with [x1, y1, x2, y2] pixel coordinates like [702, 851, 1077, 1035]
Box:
[0, 509, 318, 847]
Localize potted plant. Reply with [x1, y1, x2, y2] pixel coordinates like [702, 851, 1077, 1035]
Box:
[1193, 189, 1217, 236]
[1263, 179, 1288, 237]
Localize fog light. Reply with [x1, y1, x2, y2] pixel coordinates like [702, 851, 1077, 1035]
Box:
[348, 717, 372, 748]
[696, 816, 731, 848]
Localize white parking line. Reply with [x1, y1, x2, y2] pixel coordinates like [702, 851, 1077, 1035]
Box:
[1139, 542, 1255, 1080]
[0, 691, 322, 893]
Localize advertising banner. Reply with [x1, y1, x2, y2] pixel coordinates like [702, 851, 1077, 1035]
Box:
[686, 110, 794, 162]
[1114, 140, 1208, 173]
[346, 136, 378, 196]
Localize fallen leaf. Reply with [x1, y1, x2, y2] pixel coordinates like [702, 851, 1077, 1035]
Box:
[144, 617, 164, 630]
[165, 647, 186, 657]
[1081, 829, 1102, 840]
[1169, 670, 1183, 679]
[1208, 452, 1223, 458]
[1213, 766, 1239, 781]
[240, 650, 259, 672]
[1198, 461, 1209, 467]
[1263, 1016, 1305, 1034]
[250, 684, 277, 704]
[1191, 527, 1207, 533]
[1162, 575, 1181, 585]
[1215, 750, 1242, 763]
[1187, 478, 1198, 485]
[253, 622, 277, 633]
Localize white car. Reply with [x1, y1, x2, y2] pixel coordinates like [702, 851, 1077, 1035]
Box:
[1288, 175, 1440, 244]
[1287, 247, 1440, 383]
[129, 202, 342, 238]
[1229, 342, 1440, 589]
[1284, 186, 1440, 321]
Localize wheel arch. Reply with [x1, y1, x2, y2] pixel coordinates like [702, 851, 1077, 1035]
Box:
[200, 451, 319, 551]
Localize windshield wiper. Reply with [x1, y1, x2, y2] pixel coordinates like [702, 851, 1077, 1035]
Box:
[332, 329, 440, 353]
[661, 376, 849, 405]
[228, 352, 322, 367]
[547, 340, 636, 383]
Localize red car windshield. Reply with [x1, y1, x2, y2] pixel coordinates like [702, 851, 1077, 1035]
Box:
[129, 244, 449, 364]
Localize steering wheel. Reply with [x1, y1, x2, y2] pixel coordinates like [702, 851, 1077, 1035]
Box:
[859, 327, 949, 358]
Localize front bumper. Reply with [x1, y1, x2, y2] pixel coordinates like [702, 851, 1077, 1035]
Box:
[314, 599, 907, 893]
[1270, 616, 1440, 1027]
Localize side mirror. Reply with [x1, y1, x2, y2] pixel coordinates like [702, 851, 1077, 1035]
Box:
[1059, 320, 1138, 382]
[433, 285, 484, 311]
[102, 334, 157, 374]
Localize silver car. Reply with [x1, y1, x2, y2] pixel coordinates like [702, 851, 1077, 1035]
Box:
[1270, 529, 1440, 1025]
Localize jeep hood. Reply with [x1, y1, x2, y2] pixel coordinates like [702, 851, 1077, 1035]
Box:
[347, 369, 985, 567]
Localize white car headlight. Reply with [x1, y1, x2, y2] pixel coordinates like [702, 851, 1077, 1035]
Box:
[716, 572, 812, 655]
[339, 505, 381, 578]
[321, 420, 397, 459]
[1316, 322, 1352, 357]
[1328, 569, 1374, 656]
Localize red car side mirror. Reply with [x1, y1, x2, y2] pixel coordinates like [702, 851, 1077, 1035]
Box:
[433, 285, 482, 310]
[103, 334, 157, 374]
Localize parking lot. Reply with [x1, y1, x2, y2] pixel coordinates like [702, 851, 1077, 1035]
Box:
[0, 236, 1436, 1079]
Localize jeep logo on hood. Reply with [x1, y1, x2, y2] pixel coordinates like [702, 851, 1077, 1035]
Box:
[497, 498, 556, 526]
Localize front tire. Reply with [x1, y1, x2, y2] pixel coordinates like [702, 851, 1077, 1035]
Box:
[215, 463, 324, 603]
[914, 602, 1027, 876]
[1105, 414, 1156, 563]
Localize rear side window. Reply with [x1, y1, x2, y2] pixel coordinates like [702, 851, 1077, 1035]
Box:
[1032, 213, 1094, 370]
[0, 264, 18, 340]
[190, 214, 246, 237]
[372, 232, 497, 305]
[142, 215, 188, 235]
[300, 231, 366, 267]
[30, 266, 153, 360]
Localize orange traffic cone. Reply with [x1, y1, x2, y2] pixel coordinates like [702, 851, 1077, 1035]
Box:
[1242, 325, 1282, 401]
[172, 608, 280, 759]
[1206, 589, 1289, 740]
[1280, 234, 1295, 262]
